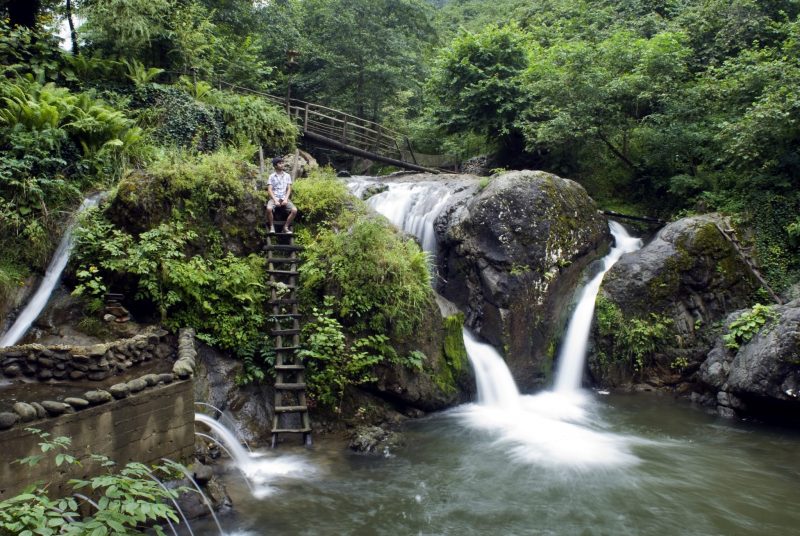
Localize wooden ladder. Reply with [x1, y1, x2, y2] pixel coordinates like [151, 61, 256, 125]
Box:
[715, 222, 782, 305]
[266, 220, 312, 448]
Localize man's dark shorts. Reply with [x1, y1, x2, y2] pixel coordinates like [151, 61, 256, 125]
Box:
[267, 199, 296, 211]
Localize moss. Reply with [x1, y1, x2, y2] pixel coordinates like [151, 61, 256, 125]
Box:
[434, 313, 468, 394]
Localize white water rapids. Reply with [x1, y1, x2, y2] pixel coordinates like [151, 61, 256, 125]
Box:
[195, 414, 315, 499]
[352, 177, 645, 469]
[0, 195, 102, 347]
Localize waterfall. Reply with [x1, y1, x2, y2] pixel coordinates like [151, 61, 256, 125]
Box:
[349, 177, 639, 467]
[195, 413, 315, 499]
[462, 328, 520, 409]
[0, 194, 103, 348]
[553, 221, 642, 392]
[348, 178, 452, 254]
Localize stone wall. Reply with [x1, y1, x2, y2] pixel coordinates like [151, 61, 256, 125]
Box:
[0, 328, 198, 499]
[0, 328, 174, 382]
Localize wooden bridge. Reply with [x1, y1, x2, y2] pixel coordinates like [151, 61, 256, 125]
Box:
[218, 81, 448, 174]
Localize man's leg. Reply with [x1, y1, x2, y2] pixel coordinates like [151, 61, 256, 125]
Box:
[284, 202, 297, 233]
[267, 201, 275, 233]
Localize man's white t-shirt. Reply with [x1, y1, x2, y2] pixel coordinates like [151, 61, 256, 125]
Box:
[269, 171, 292, 199]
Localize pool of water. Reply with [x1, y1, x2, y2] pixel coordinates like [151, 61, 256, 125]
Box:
[194, 391, 800, 535]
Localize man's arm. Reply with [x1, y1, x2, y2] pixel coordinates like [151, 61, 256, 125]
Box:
[283, 183, 292, 204]
[267, 183, 278, 204]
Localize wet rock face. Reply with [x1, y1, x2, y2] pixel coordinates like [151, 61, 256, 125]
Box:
[589, 214, 760, 389]
[700, 300, 800, 419]
[194, 342, 274, 446]
[436, 170, 608, 388]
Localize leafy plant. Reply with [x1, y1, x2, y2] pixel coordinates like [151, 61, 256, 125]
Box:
[123, 59, 165, 86]
[0, 429, 184, 536]
[723, 303, 778, 350]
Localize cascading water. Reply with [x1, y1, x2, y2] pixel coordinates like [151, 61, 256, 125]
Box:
[351, 177, 642, 469]
[554, 221, 643, 392]
[0, 194, 103, 347]
[195, 413, 315, 499]
[348, 178, 452, 254]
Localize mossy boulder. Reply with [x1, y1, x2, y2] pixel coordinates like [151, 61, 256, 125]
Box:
[436, 170, 608, 389]
[699, 299, 800, 421]
[369, 308, 473, 412]
[589, 214, 761, 389]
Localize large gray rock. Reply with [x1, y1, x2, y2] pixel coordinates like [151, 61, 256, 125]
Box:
[700, 300, 800, 418]
[436, 170, 608, 388]
[589, 214, 760, 389]
[194, 343, 275, 446]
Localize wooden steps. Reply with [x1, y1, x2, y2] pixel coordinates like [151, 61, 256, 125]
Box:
[715, 223, 782, 305]
[266, 225, 312, 448]
[275, 405, 308, 413]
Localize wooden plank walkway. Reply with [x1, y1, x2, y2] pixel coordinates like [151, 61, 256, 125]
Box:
[217, 81, 443, 173]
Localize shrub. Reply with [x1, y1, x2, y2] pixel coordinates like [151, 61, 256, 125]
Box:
[203, 89, 298, 151]
[300, 215, 432, 338]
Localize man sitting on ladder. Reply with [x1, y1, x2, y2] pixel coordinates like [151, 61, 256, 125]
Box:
[267, 156, 298, 234]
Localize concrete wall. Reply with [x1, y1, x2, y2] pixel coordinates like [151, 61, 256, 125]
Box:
[0, 328, 199, 500]
[0, 380, 195, 500]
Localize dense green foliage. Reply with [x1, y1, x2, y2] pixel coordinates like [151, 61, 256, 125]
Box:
[71, 150, 271, 379]
[294, 170, 435, 407]
[595, 296, 674, 372]
[423, 0, 800, 290]
[0, 429, 183, 536]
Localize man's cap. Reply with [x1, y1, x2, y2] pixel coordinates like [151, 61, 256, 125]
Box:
[272, 156, 284, 166]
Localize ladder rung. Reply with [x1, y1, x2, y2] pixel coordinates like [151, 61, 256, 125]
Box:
[269, 299, 298, 305]
[275, 364, 304, 370]
[274, 405, 308, 413]
[265, 245, 303, 252]
[275, 345, 300, 352]
[272, 329, 300, 336]
[271, 314, 302, 318]
[267, 257, 299, 264]
[272, 428, 312, 433]
[275, 382, 306, 390]
[267, 270, 299, 276]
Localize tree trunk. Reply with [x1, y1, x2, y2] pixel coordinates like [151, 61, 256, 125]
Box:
[66, 0, 80, 55]
[597, 132, 636, 170]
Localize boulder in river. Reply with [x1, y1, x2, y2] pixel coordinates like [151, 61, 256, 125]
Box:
[588, 214, 761, 390]
[436, 170, 609, 388]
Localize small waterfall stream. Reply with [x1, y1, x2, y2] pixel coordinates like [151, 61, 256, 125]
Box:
[195, 413, 315, 499]
[0, 194, 102, 347]
[554, 221, 643, 392]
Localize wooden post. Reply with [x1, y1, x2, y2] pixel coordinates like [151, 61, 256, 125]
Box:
[290, 149, 300, 180]
[303, 103, 309, 132]
[259, 145, 265, 181]
[342, 118, 348, 144]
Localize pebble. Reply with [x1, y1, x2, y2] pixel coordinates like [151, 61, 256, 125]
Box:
[12, 402, 38, 422]
[0, 412, 19, 430]
[41, 400, 69, 416]
[127, 378, 147, 393]
[84, 390, 113, 405]
[30, 402, 47, 419]
[64, 397, 90, 409]
[109, 383, 130, 399]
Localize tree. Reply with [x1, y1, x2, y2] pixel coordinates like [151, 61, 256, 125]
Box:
[427, 23, 529, 155]
[293, 0, 437, 121]
[519, 31, 691, 188]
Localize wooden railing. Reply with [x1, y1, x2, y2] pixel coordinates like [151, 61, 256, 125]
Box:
[217, 81, 407, 161]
